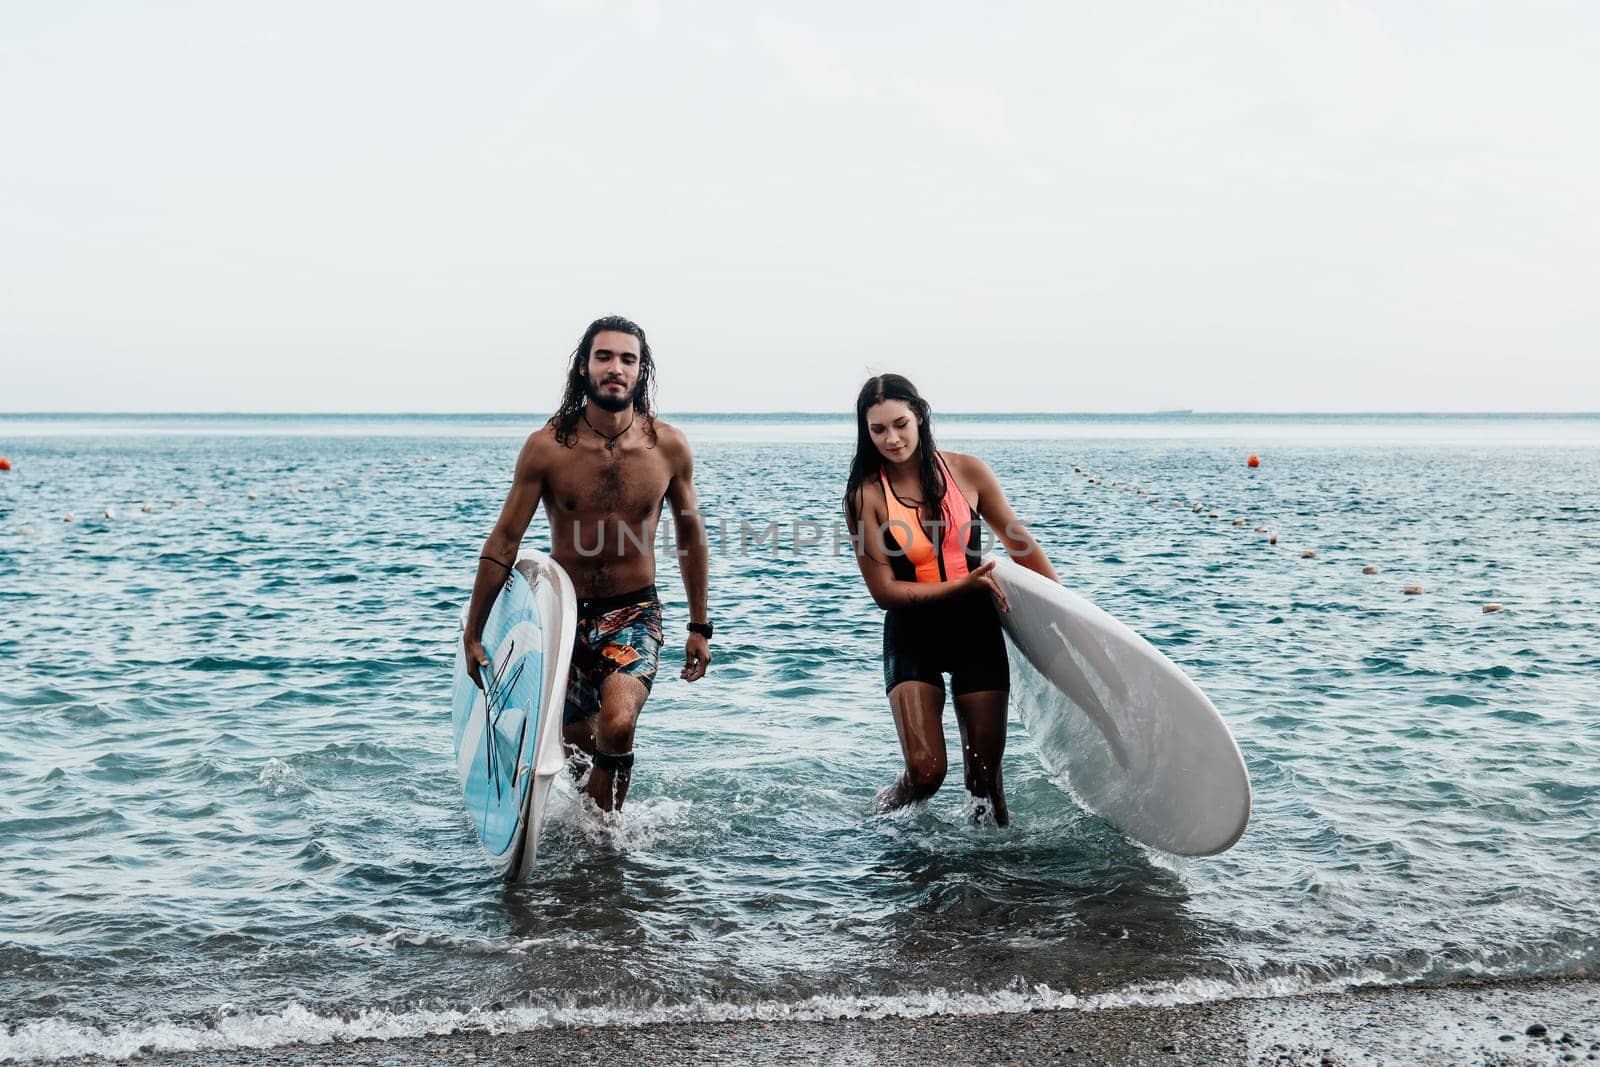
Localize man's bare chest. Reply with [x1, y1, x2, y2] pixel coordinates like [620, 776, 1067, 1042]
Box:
[543, 450, 670, 520]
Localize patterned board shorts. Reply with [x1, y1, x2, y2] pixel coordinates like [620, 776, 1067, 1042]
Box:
[563, 585, 665, 726]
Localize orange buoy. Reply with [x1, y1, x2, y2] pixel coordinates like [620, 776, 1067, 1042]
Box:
[1247, 454, 1260, 469]
[0, 457, 11, 471]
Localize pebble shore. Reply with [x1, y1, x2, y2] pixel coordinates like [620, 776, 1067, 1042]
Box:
[111, 976, 1599, 1067]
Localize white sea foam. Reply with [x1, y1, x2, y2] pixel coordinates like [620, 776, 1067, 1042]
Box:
[542, 780, 716, 854]
[0, 971, 1397, 1064]
[255, 758, 302, 797]
[333, 928, 558, 956]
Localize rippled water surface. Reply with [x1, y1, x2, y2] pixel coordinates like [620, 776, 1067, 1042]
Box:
[1, 413, 1597, 1060]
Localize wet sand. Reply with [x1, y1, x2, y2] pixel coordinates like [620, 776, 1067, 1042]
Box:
[123, 976, 1599, 1066]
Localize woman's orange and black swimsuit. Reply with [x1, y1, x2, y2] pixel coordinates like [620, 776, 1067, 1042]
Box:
[877, 453, 1009, 696]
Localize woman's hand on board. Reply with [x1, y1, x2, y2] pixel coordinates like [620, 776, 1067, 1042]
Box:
[963, 559, 1010, 613]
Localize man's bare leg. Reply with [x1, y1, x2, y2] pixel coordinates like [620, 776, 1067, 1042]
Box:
[564, 717, 596, 759]
[584, 673, 649, 812]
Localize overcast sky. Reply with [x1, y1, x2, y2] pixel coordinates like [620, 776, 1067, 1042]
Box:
[3, 2, 1597, 413]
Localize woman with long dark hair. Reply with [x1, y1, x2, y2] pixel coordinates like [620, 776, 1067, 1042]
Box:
[843, 374, 1059, 826]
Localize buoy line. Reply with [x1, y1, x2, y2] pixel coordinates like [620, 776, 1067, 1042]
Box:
[1067, 457, 1505, 612]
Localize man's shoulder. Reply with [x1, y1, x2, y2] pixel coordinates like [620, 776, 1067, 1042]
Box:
[650, 417, 691, 456]
[516, 422, 564, 466]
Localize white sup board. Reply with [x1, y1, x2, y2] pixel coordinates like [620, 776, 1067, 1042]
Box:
[991, 554, 1251, 855]
[451, 549, 576, 880]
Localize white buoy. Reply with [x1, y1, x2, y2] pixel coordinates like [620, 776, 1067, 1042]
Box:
[1403, 585, 1423, 596]
[1254, 526, 1268, 533]
[104, 506, 116, 519]
[1301, 549, 1317, 558]
[141, 502, 153, 513]
[19, 525, 34, 535]
[1208, 511, 1220, 519]
[1362, 565, 1379, 575]
[63, 513, 75, 523]
[248, 492, 258, 500]
[1269, 532, 1278, 545]
[1232, 519, 1244, 526]
[1482, 603, 1503, 613]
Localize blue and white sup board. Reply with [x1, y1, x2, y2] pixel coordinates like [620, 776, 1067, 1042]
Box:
[452, 549, 576, 880]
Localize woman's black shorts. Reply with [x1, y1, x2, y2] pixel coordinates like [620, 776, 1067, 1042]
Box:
[882, 591, 1010, 696]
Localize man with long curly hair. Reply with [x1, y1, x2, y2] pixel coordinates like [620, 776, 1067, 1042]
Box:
[463, 315, 711, 813]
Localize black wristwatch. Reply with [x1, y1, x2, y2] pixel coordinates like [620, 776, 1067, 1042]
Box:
[687, 621, 714, 640]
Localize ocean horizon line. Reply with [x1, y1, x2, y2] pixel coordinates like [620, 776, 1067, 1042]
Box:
[4, 410, 1598, 420]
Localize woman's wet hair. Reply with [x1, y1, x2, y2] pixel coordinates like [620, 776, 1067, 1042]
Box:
[844, 373, 947, 529]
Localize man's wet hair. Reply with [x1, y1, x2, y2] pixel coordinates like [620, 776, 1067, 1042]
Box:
[550, 315, 658, 448]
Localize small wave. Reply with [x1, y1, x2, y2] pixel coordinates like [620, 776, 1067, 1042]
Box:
[0, 970, 1402, 1063]
[182, 655, 295, 673]
[256, 758, 304, 797]
[334, 928, 556, 956]
[1457, 664, 1518, 681]
[537, 777, 719, 855]
[1424, 693, 1483, 708]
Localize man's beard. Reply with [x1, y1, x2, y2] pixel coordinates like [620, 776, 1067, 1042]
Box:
[585, 377, 635, 414]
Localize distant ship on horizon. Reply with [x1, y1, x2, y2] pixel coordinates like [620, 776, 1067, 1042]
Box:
[1154, 408, 1195, 416]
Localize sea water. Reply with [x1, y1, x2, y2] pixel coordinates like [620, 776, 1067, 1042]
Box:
[0, 413, 1596, 1061]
